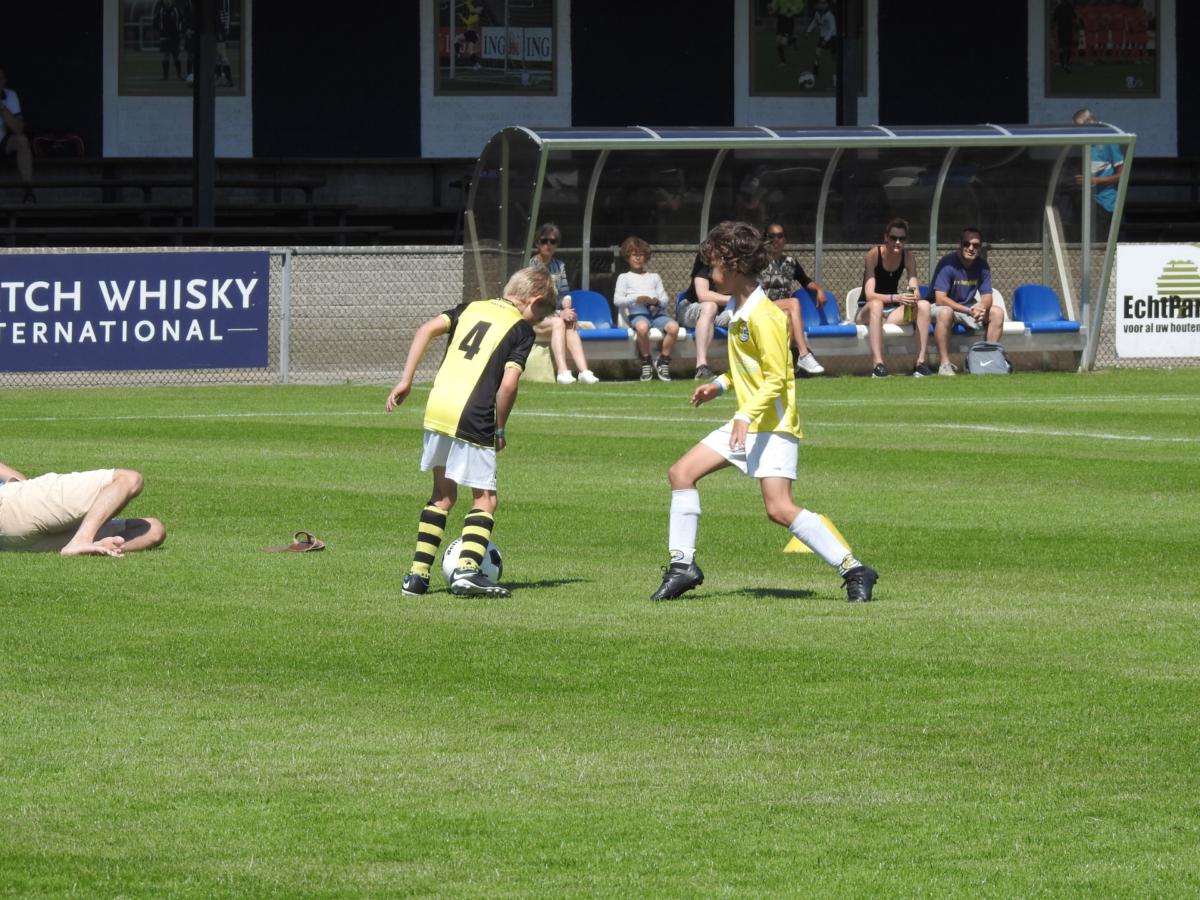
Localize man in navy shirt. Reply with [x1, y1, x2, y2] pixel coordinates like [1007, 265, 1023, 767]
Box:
[930, 227, 1005, 376]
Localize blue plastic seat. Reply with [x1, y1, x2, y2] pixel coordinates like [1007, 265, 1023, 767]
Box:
[568, 289, 633, 341]
[1012, 284, 1081, 333]
[795, 287, 858, 337]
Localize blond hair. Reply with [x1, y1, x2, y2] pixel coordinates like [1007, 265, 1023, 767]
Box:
[504, 266, 557, 319]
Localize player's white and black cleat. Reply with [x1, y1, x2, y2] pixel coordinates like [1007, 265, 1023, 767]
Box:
[650, 561, 704, 601]
[401, 572, 430, 596]
[449, 566, 511, 598]
[842, 565, 878, 603]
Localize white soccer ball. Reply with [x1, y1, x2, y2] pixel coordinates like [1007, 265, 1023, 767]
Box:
[798, 71, 816, 89]
[441, 537, 503, 584]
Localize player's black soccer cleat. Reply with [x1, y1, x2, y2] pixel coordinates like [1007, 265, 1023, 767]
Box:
[842, 565, 878, 603]
[449, 566, 511, 598]
[650, 561, 704, 601]
[401, 572, 430, 596]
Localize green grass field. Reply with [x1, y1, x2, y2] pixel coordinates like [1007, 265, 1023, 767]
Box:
[3, 370, 1200, 896]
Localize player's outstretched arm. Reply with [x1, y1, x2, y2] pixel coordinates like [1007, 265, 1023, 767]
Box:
[386, 316, 449, 411]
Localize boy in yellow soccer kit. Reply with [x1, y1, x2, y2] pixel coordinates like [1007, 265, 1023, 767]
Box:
[386, 267, 555, 597]
[650, 221, 878, 603]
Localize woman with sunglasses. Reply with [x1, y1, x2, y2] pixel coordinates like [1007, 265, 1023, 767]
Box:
[529, 223, 600, 385]
[856, 218, 932, 377]
[759, 223, 826, 377]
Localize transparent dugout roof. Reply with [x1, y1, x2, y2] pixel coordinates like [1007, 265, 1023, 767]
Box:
[464, 123, 1135, 368]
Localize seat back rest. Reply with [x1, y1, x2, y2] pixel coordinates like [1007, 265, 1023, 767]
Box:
[795, 286, 844, 325]
[844, 285, 862, 319]
[568, 289, 615, 328]
[1012, 283, 1065, 322]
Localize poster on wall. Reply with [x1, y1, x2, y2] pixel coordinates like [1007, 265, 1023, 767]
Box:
[1046, 0, 1158, 98]
[749, 0, 864, 97]
[434, 0, 555, 96]
[0, 252, 270, 372]
[1115, 245, 1200, 359]
[119, 0, 245, 96]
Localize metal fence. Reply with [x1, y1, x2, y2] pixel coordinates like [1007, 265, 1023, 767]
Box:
[0, 244, 1192, 388]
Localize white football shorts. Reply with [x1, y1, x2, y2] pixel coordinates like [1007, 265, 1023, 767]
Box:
[700, 423, 798, 480]
[420, 431, 497, 491]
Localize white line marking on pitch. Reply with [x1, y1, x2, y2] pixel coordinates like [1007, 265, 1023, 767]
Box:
[1, 408, 1195, 445]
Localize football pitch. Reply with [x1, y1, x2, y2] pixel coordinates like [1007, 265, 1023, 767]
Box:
[3, 370, 1199, 896]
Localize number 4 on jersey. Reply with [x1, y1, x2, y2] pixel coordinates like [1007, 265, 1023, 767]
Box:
[457, 321, 492, 359]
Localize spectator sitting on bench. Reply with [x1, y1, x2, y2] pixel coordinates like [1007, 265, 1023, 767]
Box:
[855, 217, 932, 377]
[529, 222, 599, 384]
[930, 226, 1005, 376]
[613, 235, 679, 382]
[676, 252, 734, 380]
[0, 65, 35, 203]
[760, 222, 826, 377]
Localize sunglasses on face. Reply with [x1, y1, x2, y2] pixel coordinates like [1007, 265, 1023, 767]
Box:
[539, 237, 558, 245]
[887, 233, 907, 242]
[767, 232, 785, 239]
[962, 240, 982, 249]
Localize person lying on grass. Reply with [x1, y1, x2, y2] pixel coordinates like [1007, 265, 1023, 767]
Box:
[0, 461, 165, 557]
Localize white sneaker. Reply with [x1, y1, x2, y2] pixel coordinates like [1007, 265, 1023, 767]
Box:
[577, 369, 600, 384]
[795, 352, 825, 375]
[938, 361, 957, 377]
[556, 371, 576, 384]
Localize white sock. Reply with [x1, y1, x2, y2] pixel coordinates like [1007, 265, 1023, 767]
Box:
[789, 509, 859, 571]
[668, 488, 700, 564]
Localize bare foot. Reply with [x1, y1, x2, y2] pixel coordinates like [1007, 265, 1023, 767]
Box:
[60, 536, 126, 558]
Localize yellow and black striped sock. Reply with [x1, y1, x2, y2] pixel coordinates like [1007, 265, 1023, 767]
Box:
[410, 504, 448, 576]
[456, 508, 494, 571]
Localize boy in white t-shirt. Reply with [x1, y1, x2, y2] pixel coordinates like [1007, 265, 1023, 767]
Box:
[612, 236, 680, 381]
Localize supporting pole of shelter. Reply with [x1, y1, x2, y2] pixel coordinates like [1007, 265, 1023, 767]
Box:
[191, 0, 216, 228]
[836, 0, 862, 126]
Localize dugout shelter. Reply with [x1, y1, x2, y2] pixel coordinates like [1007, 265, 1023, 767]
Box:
[465, 124, 1135, 371]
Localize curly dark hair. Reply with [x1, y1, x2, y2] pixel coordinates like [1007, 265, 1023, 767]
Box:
[699, 220, 769, 278]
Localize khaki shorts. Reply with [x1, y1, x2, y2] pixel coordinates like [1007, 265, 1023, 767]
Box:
[0, 469, 123, 551]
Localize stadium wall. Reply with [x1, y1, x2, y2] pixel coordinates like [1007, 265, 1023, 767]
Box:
[8, 2, 1191, 160]
[1026, 0, 1178, 157]
[101, 0, 254, 158]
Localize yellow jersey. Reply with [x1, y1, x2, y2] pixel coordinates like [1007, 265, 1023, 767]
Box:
[424, 298, 534, 447]
[716, 287, 801, 437]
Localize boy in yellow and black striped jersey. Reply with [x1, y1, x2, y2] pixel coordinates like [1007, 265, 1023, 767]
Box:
[650, 221, 878, 603]
[386, 267, 556, 597]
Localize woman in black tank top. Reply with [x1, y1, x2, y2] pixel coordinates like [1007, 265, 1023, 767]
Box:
[853, 218, 932, 377]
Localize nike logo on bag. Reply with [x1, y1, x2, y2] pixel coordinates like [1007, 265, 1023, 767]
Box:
[980, 360, 994, 367]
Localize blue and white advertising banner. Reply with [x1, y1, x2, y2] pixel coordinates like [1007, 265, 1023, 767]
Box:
[1115, 244, 1200, 358]
[0, 252, 269, 372]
